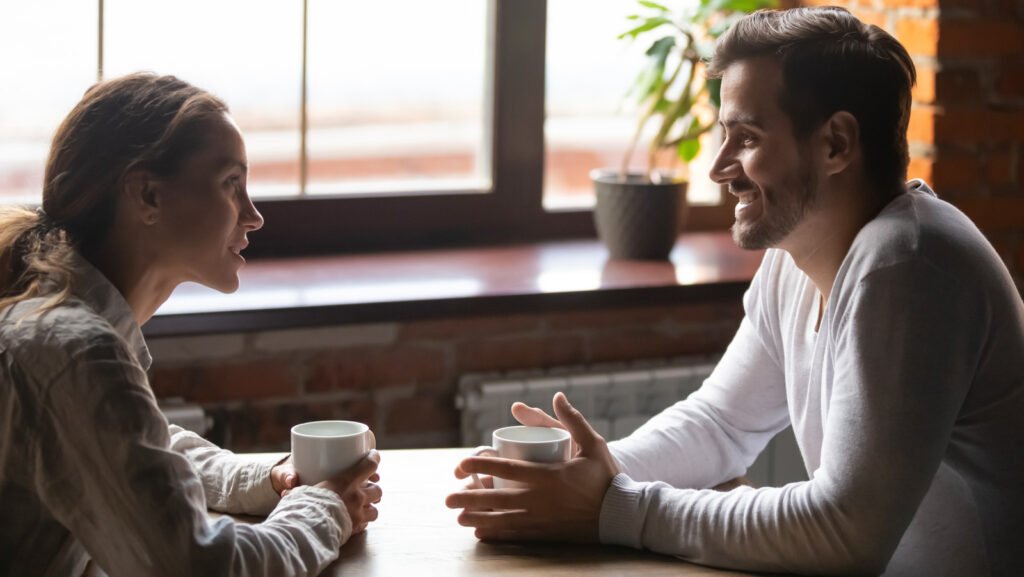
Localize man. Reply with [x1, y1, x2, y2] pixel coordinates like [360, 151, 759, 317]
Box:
[446, 7, 1024, 576]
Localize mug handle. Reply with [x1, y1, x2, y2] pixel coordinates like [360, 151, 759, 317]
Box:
[469, 446, 498, 489]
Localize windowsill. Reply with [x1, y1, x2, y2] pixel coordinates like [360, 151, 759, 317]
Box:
[144, 232, 762, 338]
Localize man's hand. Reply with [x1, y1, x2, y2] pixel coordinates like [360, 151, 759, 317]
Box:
[445, 392, 619, 543]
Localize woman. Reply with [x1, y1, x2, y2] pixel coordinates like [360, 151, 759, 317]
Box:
[0, 73, 381, 576]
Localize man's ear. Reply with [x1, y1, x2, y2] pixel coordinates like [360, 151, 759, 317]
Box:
[122, 169, 161, 225]
[821, 110, 860, 177]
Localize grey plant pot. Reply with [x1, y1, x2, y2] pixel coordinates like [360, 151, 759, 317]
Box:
[591, 169, 687, 260]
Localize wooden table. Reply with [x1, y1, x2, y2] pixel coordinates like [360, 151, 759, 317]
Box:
[229, 448, 759, 576]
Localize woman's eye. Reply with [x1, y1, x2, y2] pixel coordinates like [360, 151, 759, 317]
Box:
[741, 133, 756, 146]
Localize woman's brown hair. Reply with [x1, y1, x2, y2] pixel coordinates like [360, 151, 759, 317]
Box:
[0, 73, 227, 314]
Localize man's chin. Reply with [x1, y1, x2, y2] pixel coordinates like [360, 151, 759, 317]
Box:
[731, 223, 769, 250]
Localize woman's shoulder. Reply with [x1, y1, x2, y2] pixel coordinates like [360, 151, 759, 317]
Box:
[1, 296, 132, 383]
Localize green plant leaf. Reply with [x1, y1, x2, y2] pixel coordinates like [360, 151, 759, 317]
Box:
[638, 0, 671, 12]
[618, 17, 672, 40]
[645, 35, 675, 60]
[678, 137, 701, 163]
[708, 77, 722, 109]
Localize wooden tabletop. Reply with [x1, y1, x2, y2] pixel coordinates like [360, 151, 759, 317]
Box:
[227, 448, 759, 576]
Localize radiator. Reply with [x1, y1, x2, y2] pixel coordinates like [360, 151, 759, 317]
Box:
[457, 357, 718, 447]
[456, 356, 808, 487]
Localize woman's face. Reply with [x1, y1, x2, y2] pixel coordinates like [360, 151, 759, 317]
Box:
[152, 113, 263, 293]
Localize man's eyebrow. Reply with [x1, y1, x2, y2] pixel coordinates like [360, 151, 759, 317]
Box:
[719, 115, 764, 130]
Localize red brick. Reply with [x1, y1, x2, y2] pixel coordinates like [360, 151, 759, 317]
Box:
[995, 63, 1024, 101]
[150, 360, 297, 403]
[1016, 239, 1024, 276]
[456, 335, 585, 373]
[384, 394, 459, 436]
[546, 307, 672, 331]
[883, 0, 938, 7]
[908, 107, 936, 144]
[985, 149, 1016, 187]
[935, 68, 982, 105]
[954, 196, 1024, 231]
[939, 20, 1024, 58]
[908, 156, 935, 183]
[219, 399, 375, 452]
[399, 315, 541, 340]
[913, 66, 936, 104]
[148, 367, 196, 399]
[669, 302, 735, 325]
[895, 18, 939, 56]
[308, 346, 446, 392]
[935, 109, 1024, 144]
[851, 9, 888, 30]
[932, 149, 981, 190]
[589, 329, 728, 363]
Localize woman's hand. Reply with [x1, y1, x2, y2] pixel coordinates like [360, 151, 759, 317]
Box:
[313, 451, 384, 534]
[271, 456, 298, 495]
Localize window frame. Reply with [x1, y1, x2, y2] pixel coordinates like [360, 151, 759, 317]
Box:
[252, 0, 732, 257]
[13, 0, 733, 257]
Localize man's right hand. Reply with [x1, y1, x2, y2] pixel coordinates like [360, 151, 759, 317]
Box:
[307, 451, 383, 534]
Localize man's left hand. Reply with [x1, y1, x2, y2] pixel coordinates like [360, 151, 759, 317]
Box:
[445, 392, 619, 543]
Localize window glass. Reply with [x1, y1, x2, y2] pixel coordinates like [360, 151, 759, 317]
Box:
[544, 0, 720, 210]
[0, 1, 98, 203]
[305, 0, 490, 197]
[105, 0, 303, 198]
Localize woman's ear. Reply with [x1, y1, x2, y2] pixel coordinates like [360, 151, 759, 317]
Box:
[122, 169, 161, 225]
[821, 111, 860, 177]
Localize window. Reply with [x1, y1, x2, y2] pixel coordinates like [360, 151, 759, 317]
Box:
[0, 0, 730, 256]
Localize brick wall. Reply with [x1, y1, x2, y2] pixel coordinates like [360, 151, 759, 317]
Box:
[805, 0, 1024, 290]
[148, 301, 744, 452]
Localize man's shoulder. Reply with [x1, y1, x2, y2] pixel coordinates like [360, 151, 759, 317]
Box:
[848, 186, 996, 283]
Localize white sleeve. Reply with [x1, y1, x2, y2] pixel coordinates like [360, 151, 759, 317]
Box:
[608, 316, 790, 489]
[168, 425, 283, 516]
[599, 260, 977, 575]
[32, 334, 351, 577]
[608, 256, 790, 489]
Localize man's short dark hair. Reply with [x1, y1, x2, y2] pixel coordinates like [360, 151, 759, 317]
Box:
[708, 7, 917, 198]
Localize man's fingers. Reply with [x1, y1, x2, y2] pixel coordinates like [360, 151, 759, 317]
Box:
[551, 392, 602, 455]
[511, 402, 563, 429]
[454, 456, 549, 483]
[457, 509, 533, 530]
[445, 488, 529, 510]
[476, 528, 527, 542]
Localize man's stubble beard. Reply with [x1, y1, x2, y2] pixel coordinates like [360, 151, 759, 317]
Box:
[731, 155, 820, 250]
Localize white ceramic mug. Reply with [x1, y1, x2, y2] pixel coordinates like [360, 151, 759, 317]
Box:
[472, 426, 572, 489]
[291, 420, 374, 486]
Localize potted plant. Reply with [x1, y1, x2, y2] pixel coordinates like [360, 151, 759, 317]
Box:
[592, 0, 776, 260]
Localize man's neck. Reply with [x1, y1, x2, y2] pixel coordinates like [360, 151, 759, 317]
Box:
[781, 183, 890, 311]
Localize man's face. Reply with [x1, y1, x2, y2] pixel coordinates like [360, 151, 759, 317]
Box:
[709, 57, 820, 250]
